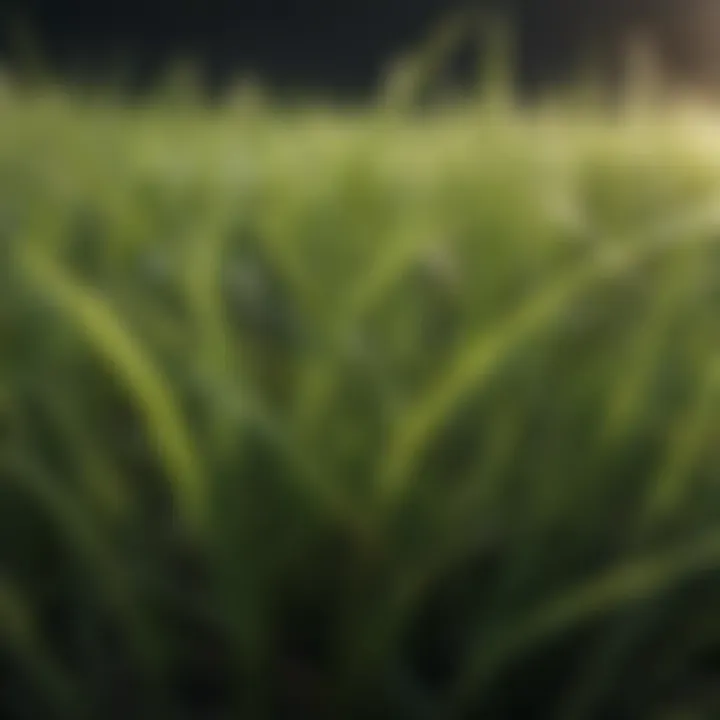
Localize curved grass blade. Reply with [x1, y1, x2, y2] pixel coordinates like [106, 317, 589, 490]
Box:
[294, 216, 440, 431]
[449, 527, 720, 715]
[1, 448, 164, 676]
[643, 358, 720, 528]
[599, 256, 692, 446]
[19, 249, 207, 535]
[180, 205, 246, 461]
[380, 197, 720, 506]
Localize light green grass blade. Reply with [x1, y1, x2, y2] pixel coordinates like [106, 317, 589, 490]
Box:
[19, 249, 207, 535]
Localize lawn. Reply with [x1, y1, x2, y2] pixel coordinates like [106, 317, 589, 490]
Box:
[3, 82, 720, 718]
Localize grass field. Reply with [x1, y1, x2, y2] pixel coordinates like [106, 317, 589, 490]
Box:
[4, 80, 720, 718]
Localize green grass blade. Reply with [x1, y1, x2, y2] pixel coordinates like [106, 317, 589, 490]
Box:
[450, 528, 720, 714]
[19, 249, 207, 534]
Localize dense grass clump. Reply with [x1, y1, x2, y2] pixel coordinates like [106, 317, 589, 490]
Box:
[4, 86, 720, 718]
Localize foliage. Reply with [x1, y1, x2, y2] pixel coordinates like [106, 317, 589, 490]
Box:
[3, 86, 720, 718]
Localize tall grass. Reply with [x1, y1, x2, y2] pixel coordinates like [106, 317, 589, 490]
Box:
[3, 78, 720, 718]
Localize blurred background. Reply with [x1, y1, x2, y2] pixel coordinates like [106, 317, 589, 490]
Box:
[2, 0, 720, 98]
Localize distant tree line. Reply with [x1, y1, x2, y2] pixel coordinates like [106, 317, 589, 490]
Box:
[1, 0, 719, 98]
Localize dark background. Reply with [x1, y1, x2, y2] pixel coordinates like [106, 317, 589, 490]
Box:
[0, 1, 712, 96]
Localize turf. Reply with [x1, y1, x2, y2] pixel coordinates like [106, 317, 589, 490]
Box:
[3, 83, 720, 718]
